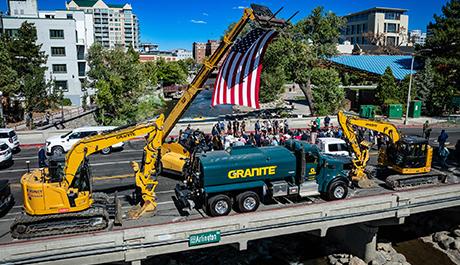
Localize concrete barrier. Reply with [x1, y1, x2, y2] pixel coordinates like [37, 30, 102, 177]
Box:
[1, 184, 459, 265]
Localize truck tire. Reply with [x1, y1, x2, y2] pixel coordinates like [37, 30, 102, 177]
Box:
[207, 194, 232, 217]
[326, 180, 348, 201]
[235, 191, 260, 213]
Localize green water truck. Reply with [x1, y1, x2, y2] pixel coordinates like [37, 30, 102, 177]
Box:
[175, 139, 351, 217]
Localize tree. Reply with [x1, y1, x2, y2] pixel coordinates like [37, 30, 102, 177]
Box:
[375, 67, 399, 105]
[413, 59, 436, 114]
[285, 7, 345, 114]
[423, 0, 460, 114]
[310, 67, 344, 115]
[143, 61, 159, 88]
[156, 59, 187, 86]
[87, 44, 152, 125]
[0, 39, 19, 96]
[6, 22, 50, 112]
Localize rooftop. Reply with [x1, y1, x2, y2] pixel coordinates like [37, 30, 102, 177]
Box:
[328, 55, 416, 80]
[68, 0, 129, 9]
[344, 7, 408, 17]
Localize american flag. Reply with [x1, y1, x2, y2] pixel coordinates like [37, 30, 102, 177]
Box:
[212, 28, 277, 109]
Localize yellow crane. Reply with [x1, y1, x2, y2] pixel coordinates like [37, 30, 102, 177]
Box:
[11, 4, 286, 239]
[337, 110, 445, 189]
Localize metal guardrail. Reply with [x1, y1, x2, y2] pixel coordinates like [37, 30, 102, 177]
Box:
[1, 184, 459, 265]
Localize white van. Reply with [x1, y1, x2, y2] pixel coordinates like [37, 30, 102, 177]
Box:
[316, 138, 351, 157]
[46, 126, 124, 155]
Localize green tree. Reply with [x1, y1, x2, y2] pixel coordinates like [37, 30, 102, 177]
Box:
[413, 59, 435, 114]
[87, 44, 152, 125]
[0, 39, 19, 96]
[375, 67, 399, 105]
[143, 61, 159, 88]
[423, 0, 460, 114]
[6, 22, 50, 112]
[310, 68, 344, 115]
[157, 59, 187, 86]
[284, 7, 345, 114]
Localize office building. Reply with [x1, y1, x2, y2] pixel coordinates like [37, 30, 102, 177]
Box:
[66, 0, 139, 49]
[341, 7, 409, 46]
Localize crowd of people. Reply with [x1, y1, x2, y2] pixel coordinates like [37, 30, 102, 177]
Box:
[175, 116, 346, 152]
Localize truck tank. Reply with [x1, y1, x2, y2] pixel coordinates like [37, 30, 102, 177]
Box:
[197, 145, 297, 187]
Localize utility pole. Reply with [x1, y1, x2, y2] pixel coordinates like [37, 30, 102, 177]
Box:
[404, 55, 415, 125]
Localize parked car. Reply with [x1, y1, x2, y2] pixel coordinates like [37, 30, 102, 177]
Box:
[0, 128, 20, 152]
[46, 126, 124, 156]
[0, 143, 12, 167]
[0, 180, 14, 215]
[316, 137, 351, 157]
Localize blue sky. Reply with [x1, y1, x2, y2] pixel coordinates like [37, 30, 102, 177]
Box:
[0, 0, 449, 50]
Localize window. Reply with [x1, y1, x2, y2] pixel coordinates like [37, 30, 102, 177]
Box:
[50, 29, 64, 39]
[52, 64, 67, 73]
[67, 14, 73, 19]
[78, 62, 86, 76]
[54, 80, 68, 92]
[357, 24, 361, 34]
[51, 47, 66, 56]
[69, 131, 96, 139]
[386, 23, 397, 33]
[4, 29, 19, 37]
[385, 12, 401, 20]
[351, 25, 355, 34]
[386, 36, 396, 46]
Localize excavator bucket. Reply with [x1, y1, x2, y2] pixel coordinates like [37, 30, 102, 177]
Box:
[127, 200, 157, 219]
[250, 4, 288, 28]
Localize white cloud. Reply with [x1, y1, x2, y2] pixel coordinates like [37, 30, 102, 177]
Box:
[202, 12, 209, 16]
[190, 19, 207, 24]
[232, 6, 247, 10]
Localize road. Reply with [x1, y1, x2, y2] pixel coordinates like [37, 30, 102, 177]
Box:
[0, 126, 458, 242]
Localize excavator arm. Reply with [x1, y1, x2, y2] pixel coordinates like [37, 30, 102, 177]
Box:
[337, 111, 400, 185]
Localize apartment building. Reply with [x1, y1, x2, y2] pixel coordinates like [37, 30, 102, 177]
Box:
[193, 40, 220, 64]
[66, 0, 139, 49]
[409, 29, 426, 46]
[341, 7, 409, 46]
[3, 0, 93, 106]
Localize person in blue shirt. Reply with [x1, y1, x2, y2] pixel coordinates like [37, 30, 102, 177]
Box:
[438, 130, 448, 149]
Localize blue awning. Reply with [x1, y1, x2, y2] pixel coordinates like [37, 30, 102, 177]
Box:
[328, 55, 416, 80]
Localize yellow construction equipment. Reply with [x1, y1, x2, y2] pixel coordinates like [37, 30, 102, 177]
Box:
[12, 4, 286, 239]
[337, 110, 445, 189]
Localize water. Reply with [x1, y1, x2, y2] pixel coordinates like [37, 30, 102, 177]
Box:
[393, 239, 455, 265]
[164, 90, 234, 119]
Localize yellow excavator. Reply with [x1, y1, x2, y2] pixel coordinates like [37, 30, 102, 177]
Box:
[11, 4, 286, 239]
[337, 110, 445, 189]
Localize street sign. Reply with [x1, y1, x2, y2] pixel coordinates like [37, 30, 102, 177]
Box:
[188, 230, 221, 247]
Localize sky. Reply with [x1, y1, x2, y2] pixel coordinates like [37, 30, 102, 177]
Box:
[0, 0, 450, 50]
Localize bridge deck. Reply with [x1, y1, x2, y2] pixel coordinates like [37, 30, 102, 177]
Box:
[1, 183, 459, 265]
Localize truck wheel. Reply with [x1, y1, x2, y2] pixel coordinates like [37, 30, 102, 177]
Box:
[326, 180, 348, 201]
[236, 191, 260, 213]
[207, 194, 232, 217]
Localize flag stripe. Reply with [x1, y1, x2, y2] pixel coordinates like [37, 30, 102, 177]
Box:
[212, 29, 277, 109]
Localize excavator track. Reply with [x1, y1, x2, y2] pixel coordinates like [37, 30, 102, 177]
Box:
[385, 169, 447, 191]
[11, 206, 109, 239]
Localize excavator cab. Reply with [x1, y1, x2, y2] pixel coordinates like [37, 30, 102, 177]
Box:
[386, 136, 432, 174]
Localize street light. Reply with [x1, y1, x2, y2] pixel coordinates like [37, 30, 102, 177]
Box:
[404, 49, 431, 125]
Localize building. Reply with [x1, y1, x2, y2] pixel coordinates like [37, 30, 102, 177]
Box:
[139, 43, 159, 53]
[66, 0, 139, 49]
[193, 40, 220, 63]
[3, 0, 93, 106]
[341, 7, 409, 46]
[173, 49, 192, 60]
[409, 30, 426, 46]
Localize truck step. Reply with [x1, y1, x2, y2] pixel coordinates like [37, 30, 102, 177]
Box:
[299, 181, 320, 197]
